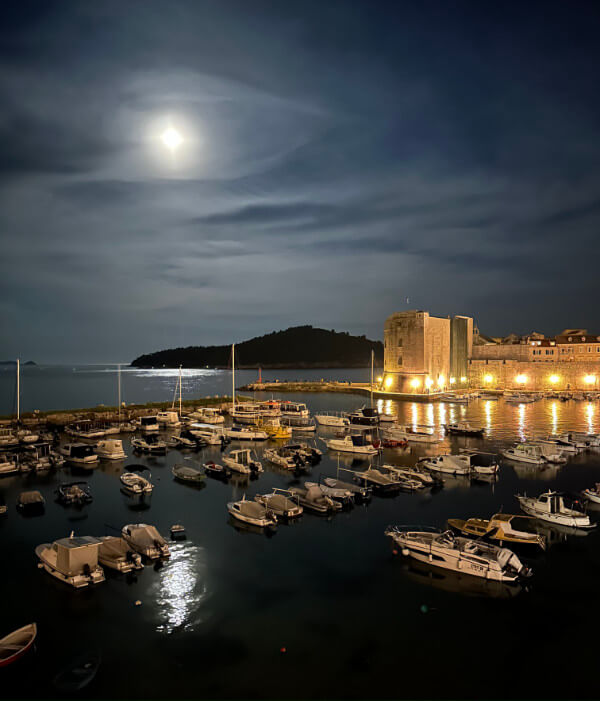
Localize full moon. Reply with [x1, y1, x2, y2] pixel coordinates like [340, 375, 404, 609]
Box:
[161, 127, 183, 152]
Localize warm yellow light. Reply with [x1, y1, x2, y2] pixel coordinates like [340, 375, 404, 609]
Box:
[410, 378, 421, 389]
[516, 374, 528, 384]
[449, 377, 456, 384]
[425, 377, 433, 388]
[161, 127, 183, 151]
[384, 376, 394, 388]
[584, 375, 596, 385]
[460, 376, 467, 383]
[484, 374, 493, 383]
[549, 374, 560, 384]
[376, 376, 383, 383]
[437, 375, 445, 386]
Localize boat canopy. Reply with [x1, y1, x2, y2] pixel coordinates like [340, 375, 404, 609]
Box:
[54, 536, 101, 575]
[126, 525, 166, 548]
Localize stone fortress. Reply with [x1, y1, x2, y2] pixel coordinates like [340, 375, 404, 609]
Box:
[383, 310, 600, 393]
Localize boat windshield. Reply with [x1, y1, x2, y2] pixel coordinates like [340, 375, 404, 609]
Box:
[72, 445, 94, 458]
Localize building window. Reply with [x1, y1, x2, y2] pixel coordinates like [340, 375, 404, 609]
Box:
[397, 338, 403, 347]
[397, 355, 403, 366]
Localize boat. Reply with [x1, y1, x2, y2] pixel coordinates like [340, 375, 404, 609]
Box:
[227, 495, 277, 529]
[516, 491, 594, 529]
[138, 415, 159, 434]
[419, 454, 472, 476]
[501, 443, 546, 465]
[53, 650, 101, 692]
[253, 417, 292, 440]
[562, 431, 600, 448]
[378, 413, 396, 423]
[95, 439, 126, 460]
[224, 425, 269, 441]
[505, 392, 537, 404]
[56, 482, 93, 506]
[347, 407, 379, 427]
[279, 401, 310, 418]
[325, 433, 379, 456]
[203, 461, 230, 479]
[314, 412, 350, 428]
[186, 424, 228, 446]
[0, 428, 19, 449]
[59, 443, 99, 466]
[381, 424, 438, 443]
[156, 411, 181, 428]
[0, 455, 19, 476]
[167, 433, 199, 449]
[447, 514, 546, 550]
[353, 466, 403, 493]
[304, 481, 354, 506]
[120, 472, 153, 495]
[444, 393, 471, 404]
[97, 536, 143, 572]
[381, 465, 438, 487]
[582, 483, 600, 504]
[170, 524, 186, 540]
[288, 484, 340, 513]
[322, 476, 372, 502]
[17, 491, 45, 512]
[131, 435, 167, 454]
[264, 446, 301, 470]
[285, 441, 322, 465]
[189, 407, 224, 424]
[172, 463, 206, 485]
[64, 420, 107, 439]
[445, 422, 484, 437]
[121, 524, 170, 558]
[378, 466, 424, 491]
[526, 441, 567, 464]
[254, 489, 303, 518]
[222, 448, 263, 475]
[0, 623, 37, 667]
[385, 527, 531, 582]
[538, 435, 580, 454]
[280, 416, 317, 433]
[230, 404, 265, 424]
[456, 449, 500, 475]
[35, 535, 105, 588]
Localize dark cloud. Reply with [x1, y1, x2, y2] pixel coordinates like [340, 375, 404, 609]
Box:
[1, 0, 600, 361]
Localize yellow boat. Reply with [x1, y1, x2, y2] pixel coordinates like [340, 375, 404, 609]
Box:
[447, 513, 546, 550]
[253, 419, 292, 440]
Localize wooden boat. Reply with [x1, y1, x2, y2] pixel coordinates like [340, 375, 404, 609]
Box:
[203, 461, 230, 479]
[0, 623, 37, 667]
[447, 514, 546, 550]
[516, 491, 594, 529]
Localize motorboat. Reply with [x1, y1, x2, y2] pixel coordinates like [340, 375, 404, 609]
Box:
[280, 416, 317, 433]
[538, 436, 579, 454]
[279, 401, 310, 418]
[117, 422, 137, 433]
[285, 442, 322, 465]
[170, 524, 186, 540]
[582, 483, 600, 504]
[172, 463, 206, 485]
[457, 449, 500, 475]
[322, 477, 372, 502]
[501, 443, 546, 465]
[526, 441, 567, 464]
[131, 435, 167, 454]
[17, 490, 45, 513]
[17, 429, 39, 444]
[381, 465, 437, 487]
[203, 461, 230, 479]
[167, 433, 199, 450]
[138, 416, 159, 434]
[189, 407, 224, 424]
[505, 393, 537, 404]
[59, 443, 98, 466]
[445, 422, 484, 437]
[381, 424, 438, 444]
[378, 413, 396, 423]
[563, 431, 600, 448]
[347, 407, 379, 427]
[304, 481, 354, 506]
[65, 421, 106, 439]
[35, 535, 105, 588]
[419, 454, 472, 476]
[0, 428, 19, 449]
[385, 527, 531, 583]
[325, 433, 379, 456]
[186, 424, 228, 446]
[156, 411, 181, 427]
[516, 491, 594, 529]
[288, 485, 340, 513]
[97, 536, 143, 572]
[378, 466, 424, 491]
[447, 513, 546, 550]
[444, 393, 471, 404]
[121, 523, 171, 559]
[253, 418, 292, 440]
[21, 442, 60, 472]
[353, 466, 403, 493]
[0, 455, 19, 476]
[227, 496, 277, 529]
[222, 448, 263, 475]
[56, 482, 93, 506]
[120, 472, 153, 495]
[254, 490, 303, 518]
[224, 425, 269, 441]
[314, 413, 350, 428]
[230, 403, 264, 425]
[95, 439, 126, 460]
[0, 623, 37, 667]
[264, 446, 301, 470]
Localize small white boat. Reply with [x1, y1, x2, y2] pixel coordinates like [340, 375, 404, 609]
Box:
[172, 463, 206, 484]
[187, 423, 227, 445]
[131, 436, 167, 454]
[565, 432, 600, 448]
[254, 490, 303, 518]
[60, 443, 99, 466]
[526, 441, 567, 464]
[121, 523, 170, 559]
[229, 404, 264, 424]
[419, 454, 472, 476]
[98, 536, 143, 572]
[222, 448, 263, 475]
[538, 436, 579, 454]
[279, 401, 310, 418]
[264, 447, 299, 470]
[95, 439, 126, 460]
[516, 491, 594, 529]
[35, 535, 105, 588]
[120, 472, 153, 495]
[224, 425, 269, 441]
[65, 421, 106, 439]
[0, 623, 37, 667]
[582, 483, 600, 504]
[305, 481, 354, 506]
[189, 407, 225, 425]
[0, 429, 19, 449]
[325, 433, 379, 456]
[382, 424, 438, 443]
[227, 495, 277, 529]
[0, 456, 19, 476]
[288, 484, 340, 513]
[381, 464, 437, 486]
[385, 527, 531, 582]
[314, 413, 350, 428]
[156, 411, 181, 427]
[501, 443, 546, 465]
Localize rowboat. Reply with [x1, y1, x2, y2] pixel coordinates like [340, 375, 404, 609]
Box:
[0, 623, 37, 667]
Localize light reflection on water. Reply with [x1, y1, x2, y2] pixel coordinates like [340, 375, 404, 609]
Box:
[551, 401, 558, 435]
[517, 404, 526, 441]
[154, 542, 208, 634]
[587, 403, 595, 433]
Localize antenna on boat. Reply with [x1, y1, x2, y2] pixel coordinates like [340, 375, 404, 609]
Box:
[16, 358, 20, 424]
[370, 349, 374, 408]
[117, 364, 121, 426]
[232, 343, 236, 410]
[179, 365, 182, 417]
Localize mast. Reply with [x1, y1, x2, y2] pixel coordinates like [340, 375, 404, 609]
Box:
[179, 365, 182, 416]
[232, 343, 236, 408]
[16, 358, 20, 423]
[370, 349, 374, 407]
[118, 364, 121, 425]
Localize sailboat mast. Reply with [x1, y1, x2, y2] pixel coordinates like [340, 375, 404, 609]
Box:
[232, 343, 236, 408]
[118, 364, 121, 424]
[179, 365, 182, 416]
[16, 358, 20, 423]
[370, 349, 374, 407]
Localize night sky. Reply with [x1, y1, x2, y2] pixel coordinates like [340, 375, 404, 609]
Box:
[2, 1, 600, 362]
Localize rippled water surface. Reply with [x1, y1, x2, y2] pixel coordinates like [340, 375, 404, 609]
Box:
[2, 385, 600, 698]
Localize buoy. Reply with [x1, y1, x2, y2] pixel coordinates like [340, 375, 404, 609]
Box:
[135, 600, 142, 606]
[280, 647, 287, 654]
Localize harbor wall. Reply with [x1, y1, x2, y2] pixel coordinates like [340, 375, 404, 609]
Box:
[469, 359, 600, 391]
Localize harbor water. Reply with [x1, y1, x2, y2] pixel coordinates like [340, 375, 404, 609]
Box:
[2, 368, 600, 698]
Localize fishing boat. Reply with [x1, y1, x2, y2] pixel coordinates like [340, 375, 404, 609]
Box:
[172, 463, 206, 485]
[224, 425, 269, 441]
[304, 481, 354, 506]
[254, 489, 303, 518]
[0, 623, 37, 667]
[253, 417, 292, 440]
[60, 443, 98, 466]
[385, 527, 531, 582]
[516, 491, 594, 529]
[353, 466, 403, 493]
[288, 484, 340, 513]
[227, 495, 278, 529]
[526, 441, 567, 464]
[170, 524, 186, 540]
[189, 407, 225, 425]
[314, 412, 350, 428]
[56, 482, 93, 506]
[563, 431, 600, 448]
[17, 491, 45, 512]
[325, 433, 379, 456]
[121, 524, 170, 559]
[64, 420, 106, 439]
[445, 422, 484, 437]
[378, 466, 424, 491]
[582, 483, 600, 504]
[538, 436, 579, 454]
[381, 465, 438, 487]
[167, 433, 199, 449]
[501, 443, 546, 465]
[285, 441, 322, 465]
[157, 411, 181, 427]
[131, 435, 167, 454]
[186, 424, 228, 445]
[203, 461, 230, 479]
[120, 472, 153, 495]
[222, 448, 263, 475]
[447, 514, 546, 550]
[95, 439, 126, 460]
[347, 407, 379, 427]
[322, 477, 372, 502]
[97, 536, 143, 572]
[35, 535, 105, 588]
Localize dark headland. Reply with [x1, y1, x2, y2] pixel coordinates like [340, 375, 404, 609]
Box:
[131, 325, 383, 369]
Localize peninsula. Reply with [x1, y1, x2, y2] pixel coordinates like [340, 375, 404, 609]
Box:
[131, 326, 383, 369]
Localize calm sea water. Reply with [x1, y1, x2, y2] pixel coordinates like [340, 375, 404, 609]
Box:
[2, 372, 600, 699]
